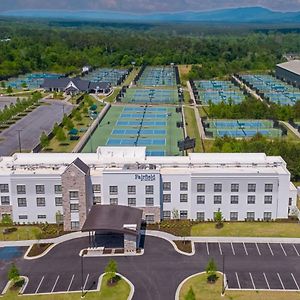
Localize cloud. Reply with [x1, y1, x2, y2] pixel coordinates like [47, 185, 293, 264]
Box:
[1, 0, 300, 12]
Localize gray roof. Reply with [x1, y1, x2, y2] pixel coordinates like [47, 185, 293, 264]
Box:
[276, 60, 300, 75]
[82, 205, 143, 235]
[72, 157, 90, 174]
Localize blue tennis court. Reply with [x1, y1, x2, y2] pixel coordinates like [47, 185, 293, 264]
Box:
[120, 113, 168, 119]
[218, 129, 270, 137]
[116, 121, 167, 126]
[107, 138, 166, 146]
[123, 107, 167, 112]
[0, 247, 24, 261]
[213, 120, 270, 128]
[146, 150, 166, 156]
[112, 129, 166, 135]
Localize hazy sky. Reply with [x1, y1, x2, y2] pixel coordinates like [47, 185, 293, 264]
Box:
[0, 0, 300, 12]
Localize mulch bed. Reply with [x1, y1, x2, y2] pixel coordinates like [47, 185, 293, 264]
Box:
[27, 243, 53, 257]
[174, 240, 192, 253]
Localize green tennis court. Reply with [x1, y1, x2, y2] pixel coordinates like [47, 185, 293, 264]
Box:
[82, 105, 184, 156]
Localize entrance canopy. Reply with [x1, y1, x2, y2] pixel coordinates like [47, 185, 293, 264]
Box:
[82, 205, 142, 236]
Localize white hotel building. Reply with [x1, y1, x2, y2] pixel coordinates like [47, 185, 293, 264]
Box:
[0, 147, 297, 231]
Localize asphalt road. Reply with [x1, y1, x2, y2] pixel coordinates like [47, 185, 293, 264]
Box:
[0, 97, 18, 110]
[0, 100, 73, 156]
[1, 237, 300, 299]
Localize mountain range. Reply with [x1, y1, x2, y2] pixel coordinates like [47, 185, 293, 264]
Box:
[2, 7, 300, 23]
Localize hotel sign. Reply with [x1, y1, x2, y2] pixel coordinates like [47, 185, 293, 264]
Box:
[135, 174, 156, 181]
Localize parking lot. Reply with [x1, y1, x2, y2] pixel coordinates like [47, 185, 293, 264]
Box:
[196, 242, 300, 291]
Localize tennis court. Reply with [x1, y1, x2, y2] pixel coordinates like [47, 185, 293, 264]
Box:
[194, 80, 245, 104]
[82, 105, 184, 156]
[120, 88, 179, 104]
[83, 68, 128, 86]
[204, 119, 282, 138]
[239, 74, 300, 105]
[137, 66, 177, 87]
[4, 73, 62, 90]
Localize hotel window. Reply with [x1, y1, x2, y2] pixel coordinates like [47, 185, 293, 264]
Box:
[163, 194, 171, 203]
[197, 183, 205, 193]
[55, 197, 63, 206]
[197, 212, 205, 221]
[109, 186, 118, 195]
[93, 197, 101, 204]
[230, 212, 238, 221]
[197, 195, 205, 204]
[247, 212, 255, 221]
[214, 184, 222, 193]
[17, 185, 26, 194]
[264, 195, 272, 204]
[180, 210, 188, 220]
[264, 212, 272, 221]
[145, 214, 155, 223]
[145, 197, 154, 206]
[180, 194, 188, 203]
[127, 186, 136, 195]
[110, 198, 118, 205]
[17, 198, 27, 207]
[54, 185, 62, 194]
[214, 195, 222, 204]
[92, 184, 101, 193]
[163, 211, 171, 220]
[230, 195, 239, 204]
[289, 198, 293, 206]
[1, 196, 10, 205]
[248, 184, 256, 193]
[69, 191, 79, 199]
[36, 197, 46, 207]
[19, 215, 28, 220]
[247, 195, 255, 204]
[37, 215, 46, 219]
[145, 185, 154, 195]
[128, 198, 136, 207]
[163, 182, 171, 191]
[71, 221, 80, 229]
[70, 203, 79, 212]
[0, 184, 9, 193]
[231, 184, 239, 193]
[36, 185, 45, 194]
[265, 184, 273, 193]
[180, 182, 188, 191]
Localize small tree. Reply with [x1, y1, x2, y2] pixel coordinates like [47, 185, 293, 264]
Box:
[56, 127, 66, 142]
[21, 82, 27, 89]
[1, 81, 5, 89]
[1, 214, 13, 226]
[6, 86, 13, 94]
[40, 132, 49, 148]
[185, 287, 196, 300]
[105, 259, 118, 285]
[52, 122, 59, 135]
[8, 264, 20, 283]
[33, 228, 43, 248]
[214, 210, 224, 229]
[206, 258, 217, 283]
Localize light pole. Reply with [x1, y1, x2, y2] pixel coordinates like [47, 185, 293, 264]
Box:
[17, 129, 22, 153]
[81, 253, 84, 298]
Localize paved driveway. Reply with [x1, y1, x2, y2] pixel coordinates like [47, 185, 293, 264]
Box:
[0, 100, 73, 155]
[1, 237, 300, 299]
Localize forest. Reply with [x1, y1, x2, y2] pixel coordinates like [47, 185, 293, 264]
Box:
[1, 19, 300, 79]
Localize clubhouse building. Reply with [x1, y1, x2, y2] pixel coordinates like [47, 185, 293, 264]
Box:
[0, 147, 297, 232]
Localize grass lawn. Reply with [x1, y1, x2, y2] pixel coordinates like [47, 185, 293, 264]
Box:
[184, 107, 202, 152]
[183, 90, 190, 104]
[179, 273, 300, 300]
[178, 65, 192, 86]
[123, 67, 140, 86]
[199, 106, 209, 118]
[3, 274, 130, 300]
[191, 222, 300, 238]
[0, 226, 41, 241]
[105, 88, 121, 103]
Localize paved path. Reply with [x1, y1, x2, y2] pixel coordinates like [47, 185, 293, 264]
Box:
[280, 120, 300, 139]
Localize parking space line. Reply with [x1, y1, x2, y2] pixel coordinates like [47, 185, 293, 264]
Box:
[256, 243, 261, 256]
[51, 275, 60, 293]
[235, 272, 241, 289]
[218, 243, 223, 255]
[67, 274, 74, 292]
[231, 243, 236, 255]
[249, 272, 256, 289]
[277, 273, 285, 289]
[268, 243, 274, 256]
[280, 243, 287, 256]
[206, 243, 210, 255]
[243, 243, 248, 256]
[35, 276, 45, 294]
[291, 273, 300, 290]
[263, 273, 270, 289]
[83, 274, 89, 291]
[293, 245, 300, 256]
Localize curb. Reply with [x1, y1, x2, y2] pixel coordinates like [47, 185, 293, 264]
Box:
[24, 243, 56, 260]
